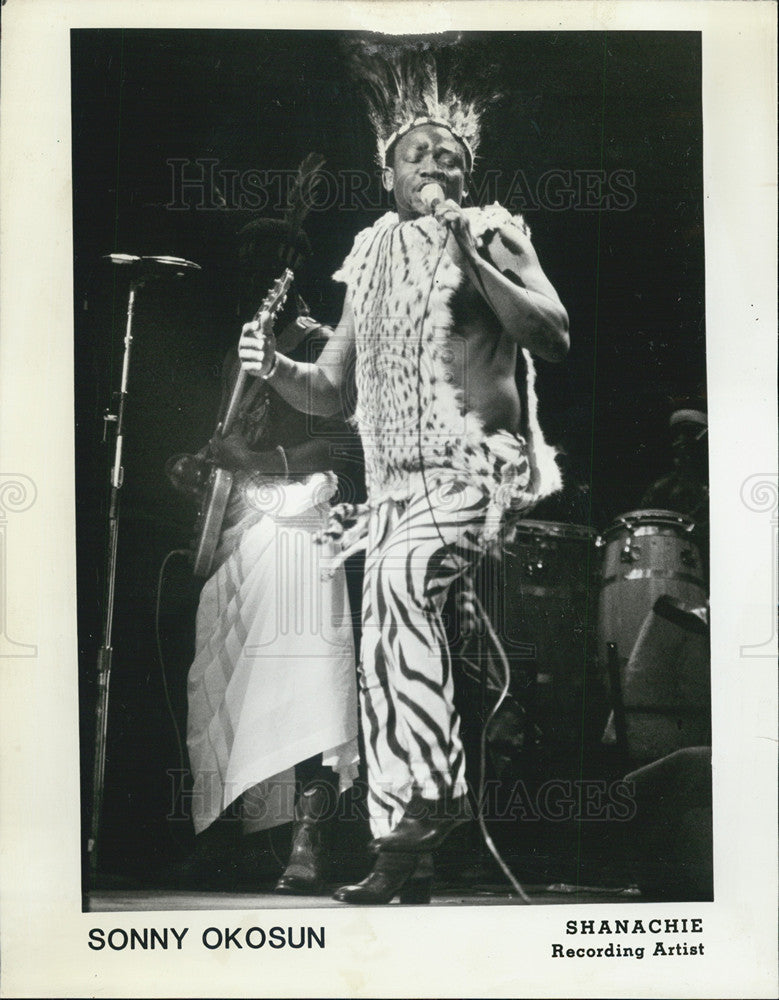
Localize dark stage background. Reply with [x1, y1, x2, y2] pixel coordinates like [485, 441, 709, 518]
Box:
[71, 30, 706, 888]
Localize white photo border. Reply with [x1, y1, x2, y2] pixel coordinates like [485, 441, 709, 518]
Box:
[0, 2, 776, 997]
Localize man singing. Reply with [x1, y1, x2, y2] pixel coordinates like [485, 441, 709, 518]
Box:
[238, 47, 569, 903]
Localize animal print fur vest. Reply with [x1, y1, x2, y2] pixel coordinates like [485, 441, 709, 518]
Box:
[332, 203, 561, 525]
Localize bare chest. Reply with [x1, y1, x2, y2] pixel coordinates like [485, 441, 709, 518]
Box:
[446, 285, 522, 432]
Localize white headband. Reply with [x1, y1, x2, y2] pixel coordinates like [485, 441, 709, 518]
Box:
[382, 116, 475, 171]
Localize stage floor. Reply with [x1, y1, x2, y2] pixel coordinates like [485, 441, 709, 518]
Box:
[86, 884, 641, 911]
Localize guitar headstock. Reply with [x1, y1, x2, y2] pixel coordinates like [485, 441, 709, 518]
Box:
[253, 268, 294, 324]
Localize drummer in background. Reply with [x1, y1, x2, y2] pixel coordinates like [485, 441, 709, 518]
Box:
[641, 409, 709, 525]
[641, 408, 709, 577]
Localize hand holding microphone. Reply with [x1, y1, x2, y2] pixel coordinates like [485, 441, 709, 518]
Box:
[419, 182, 447, 215]
[419, 182, 475, 266]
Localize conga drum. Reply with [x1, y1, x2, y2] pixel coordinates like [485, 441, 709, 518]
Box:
[605, 594, 710, 762]
[596, 509, 707, 671]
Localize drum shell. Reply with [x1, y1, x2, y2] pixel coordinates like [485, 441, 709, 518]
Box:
[498, 521, 601, 746]
[596, 510, 707, 670]
[603, 597, 710, 763]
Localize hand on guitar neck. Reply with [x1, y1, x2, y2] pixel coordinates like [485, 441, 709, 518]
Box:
[238, 310, 278, 379]
[189, 268, 294, 578]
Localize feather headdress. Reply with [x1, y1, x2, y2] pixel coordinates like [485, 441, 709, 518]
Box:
[344, 38, 495, 171]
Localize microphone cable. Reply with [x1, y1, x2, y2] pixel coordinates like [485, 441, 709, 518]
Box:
[154, 547, 192, 836]
[415, 213, 533, 903]
[469, 592, 533, 904]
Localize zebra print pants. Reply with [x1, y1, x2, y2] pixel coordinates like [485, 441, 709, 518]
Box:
[359, 477, 492, 838]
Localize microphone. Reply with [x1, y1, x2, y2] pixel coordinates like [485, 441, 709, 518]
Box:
[419, 182, 446, 214]
[103, 254, 201, 280]
[419, 182, 470, 251]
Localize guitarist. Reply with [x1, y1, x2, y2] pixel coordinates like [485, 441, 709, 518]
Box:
[172, 216, 364, 895]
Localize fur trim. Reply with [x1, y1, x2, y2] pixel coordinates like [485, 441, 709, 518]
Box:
[333, 206, 561, 508]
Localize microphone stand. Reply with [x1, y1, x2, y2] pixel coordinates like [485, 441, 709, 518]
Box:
[87, 274, 140, 878]
[87, 255, 199, 880]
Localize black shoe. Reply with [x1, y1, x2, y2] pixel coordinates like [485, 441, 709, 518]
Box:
[373, 793, 472, 853]
[332, 852, 433, 905]
[274, 783, 330, 895]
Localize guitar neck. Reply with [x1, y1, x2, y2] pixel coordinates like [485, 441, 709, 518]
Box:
[219, 366, 251, 437]
[217, 270, 292, 438]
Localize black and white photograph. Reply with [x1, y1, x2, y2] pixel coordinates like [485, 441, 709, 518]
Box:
[73, 24, 712, 911]
[0, 2, 776, 997]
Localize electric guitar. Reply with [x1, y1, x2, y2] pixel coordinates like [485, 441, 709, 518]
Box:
[191, 268, 294, 577]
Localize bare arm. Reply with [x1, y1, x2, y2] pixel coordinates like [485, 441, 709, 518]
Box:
[435, 201, 570, 362]
[210, 431, 345, 476]
[238, 295, 356, 416]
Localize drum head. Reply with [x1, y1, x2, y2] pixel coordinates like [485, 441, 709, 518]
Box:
[512, 519, 596, 541]
[602, 509, 696, 539]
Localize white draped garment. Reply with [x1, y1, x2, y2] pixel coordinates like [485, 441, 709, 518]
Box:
[186, 472, 359, 834]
